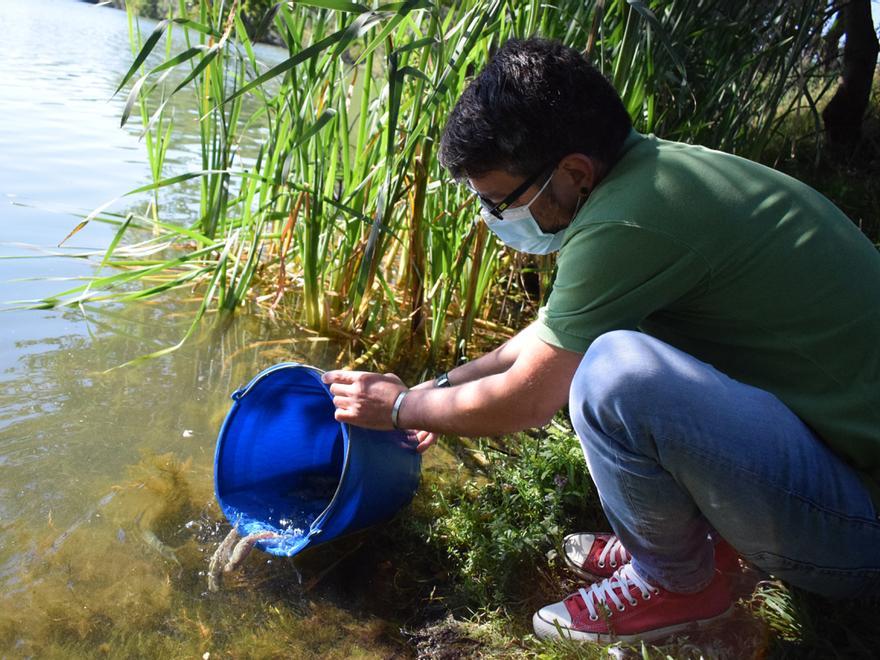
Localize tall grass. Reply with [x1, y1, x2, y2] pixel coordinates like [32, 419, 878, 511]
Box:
[35, 0, 831, 368]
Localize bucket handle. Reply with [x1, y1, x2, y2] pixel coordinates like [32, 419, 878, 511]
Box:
[230, 362, 327, 401]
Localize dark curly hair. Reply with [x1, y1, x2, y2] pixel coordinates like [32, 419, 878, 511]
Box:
[439, 38, 632, 179]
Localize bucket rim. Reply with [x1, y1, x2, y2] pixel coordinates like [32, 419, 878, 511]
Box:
[214, 361, 352, 551]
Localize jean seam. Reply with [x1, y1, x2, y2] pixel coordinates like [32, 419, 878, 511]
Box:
[609, 429, 716, 592]
[746, 551, 880, 575]
[614, 448, 652, 543]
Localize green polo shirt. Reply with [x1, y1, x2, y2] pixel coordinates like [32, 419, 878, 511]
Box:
[535, 131, 880, 502]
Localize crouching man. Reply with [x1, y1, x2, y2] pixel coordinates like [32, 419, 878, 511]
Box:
[323, 38, 880, 643]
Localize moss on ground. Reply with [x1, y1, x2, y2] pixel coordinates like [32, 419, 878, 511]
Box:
[384, 420, 880, 659]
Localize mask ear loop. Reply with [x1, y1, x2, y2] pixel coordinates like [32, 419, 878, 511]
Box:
[524, 170, 556, 209]
[571, 186, 591, 223]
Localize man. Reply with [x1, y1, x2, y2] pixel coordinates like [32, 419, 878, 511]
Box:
[322, 38, 880, 643]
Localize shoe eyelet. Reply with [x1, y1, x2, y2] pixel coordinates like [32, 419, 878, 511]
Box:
[589, 614, 599, 621]
[644, 593, 651, 600]
[598, 561, 605, 568]
[628, 599, 638, 607]
[652, 589, 660, 595]
[617, 604, 625, 612]
[610, 561, 617, 567]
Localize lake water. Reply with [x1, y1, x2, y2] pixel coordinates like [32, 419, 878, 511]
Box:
[0, 1, 417, 655]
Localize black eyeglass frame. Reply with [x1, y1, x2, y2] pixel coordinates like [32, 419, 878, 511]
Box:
[470, 164, 553, 220]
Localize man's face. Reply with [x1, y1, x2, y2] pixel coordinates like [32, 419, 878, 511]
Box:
[468, 165, 584, 235]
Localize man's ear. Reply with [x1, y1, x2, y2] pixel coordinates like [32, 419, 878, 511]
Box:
[558, 153, 601, 193]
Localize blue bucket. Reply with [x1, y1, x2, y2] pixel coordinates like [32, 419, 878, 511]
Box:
[213, 363, 422, 557]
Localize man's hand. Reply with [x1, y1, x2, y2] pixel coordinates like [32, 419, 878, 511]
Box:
[322, 370, 441, 453]
[409, 429, 439, 454]
[321, 370, 407, 430]
[321, 327, 582, 439]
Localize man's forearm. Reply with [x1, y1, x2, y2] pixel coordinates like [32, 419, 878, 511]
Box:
[400, 371, 553, 436]
[321, 325, 582, 437]
[398, 330, 582, 437]
[416, 322, 539, 389]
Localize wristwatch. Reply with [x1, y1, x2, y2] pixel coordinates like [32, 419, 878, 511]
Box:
[434, 371, 452, 388]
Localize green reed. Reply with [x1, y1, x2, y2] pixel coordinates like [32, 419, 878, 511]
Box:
[33, 0, 830, 368]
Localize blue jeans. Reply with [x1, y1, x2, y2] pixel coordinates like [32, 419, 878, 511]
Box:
[569, 330, 880, 599]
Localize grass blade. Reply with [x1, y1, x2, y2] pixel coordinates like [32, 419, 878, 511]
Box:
[115, 19, 168, 95]
[293, 0, 369, 12]
[223, 29, 347, 105]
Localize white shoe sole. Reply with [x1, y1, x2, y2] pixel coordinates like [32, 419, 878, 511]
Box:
[532, 604, 735, 644]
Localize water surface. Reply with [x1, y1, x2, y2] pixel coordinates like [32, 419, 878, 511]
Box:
[0, 2, 411, 656]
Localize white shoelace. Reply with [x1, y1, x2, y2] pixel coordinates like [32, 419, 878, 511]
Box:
[597, 536, 629, 569]
[576, 564, 659, 621]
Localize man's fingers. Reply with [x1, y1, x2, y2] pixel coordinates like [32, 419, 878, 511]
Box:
[327, 382, 356, 397]
[331, 394, 356, 411]
[321, 370, 361, 385]
[415, 431, 438, 453]
[320, 370, 406, 431]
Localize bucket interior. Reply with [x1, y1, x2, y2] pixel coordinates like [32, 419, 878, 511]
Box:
[216, 368, 345, 544]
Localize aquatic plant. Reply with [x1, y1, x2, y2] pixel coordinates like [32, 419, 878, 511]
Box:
[30, 0, 831, 368]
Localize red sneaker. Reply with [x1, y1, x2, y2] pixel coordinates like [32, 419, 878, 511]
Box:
[533, 564, 734, 643]
[563, 533, 740, 581]
[712, 538, 741, 574]
[563, 533, 631, 581]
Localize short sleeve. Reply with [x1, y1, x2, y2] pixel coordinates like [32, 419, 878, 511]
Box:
[533, 222, 711, 352]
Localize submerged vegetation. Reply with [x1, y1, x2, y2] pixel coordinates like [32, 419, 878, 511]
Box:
[0, 450, 407, 658]
[34, 0, 847, 371]
[5, 420, 880, 657]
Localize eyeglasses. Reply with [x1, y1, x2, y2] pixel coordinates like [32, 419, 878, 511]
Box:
[468, 165, 552, 220]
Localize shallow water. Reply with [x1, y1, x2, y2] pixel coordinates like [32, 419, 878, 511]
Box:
[0, 1, 414, 656]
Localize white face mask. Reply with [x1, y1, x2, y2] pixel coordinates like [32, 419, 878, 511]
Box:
[478, 173, 567, 254]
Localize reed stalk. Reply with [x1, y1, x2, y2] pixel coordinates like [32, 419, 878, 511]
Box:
[35, 0, 830, 368]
